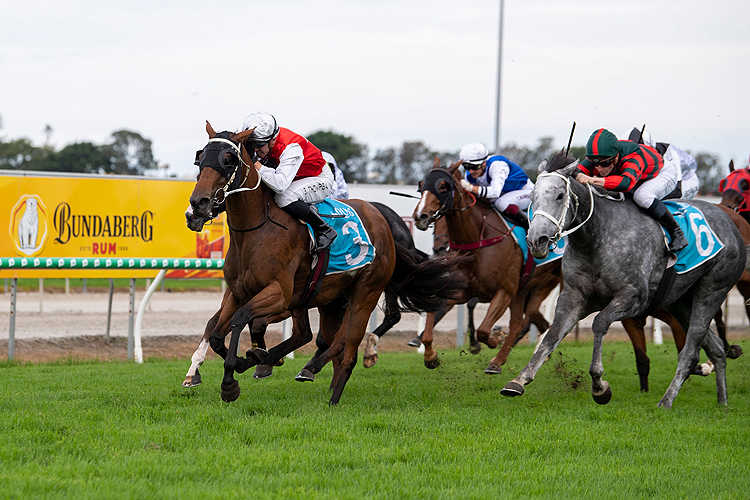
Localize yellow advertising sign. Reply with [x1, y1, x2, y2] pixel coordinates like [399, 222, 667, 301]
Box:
[0, 172, 227, 278]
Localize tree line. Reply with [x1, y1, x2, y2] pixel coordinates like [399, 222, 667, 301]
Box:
[0, 115, 733, 193]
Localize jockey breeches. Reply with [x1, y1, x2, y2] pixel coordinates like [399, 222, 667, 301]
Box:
[276, 166, 335, 207]
[492, 179, 534, 212]
[632, 162, 679, 209]
[681, 174, 700, 200]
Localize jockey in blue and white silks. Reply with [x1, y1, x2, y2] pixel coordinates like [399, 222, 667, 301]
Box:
[458, 142, 534, 229]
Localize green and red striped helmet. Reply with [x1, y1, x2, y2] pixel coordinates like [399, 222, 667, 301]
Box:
[586, 128, 619, 158]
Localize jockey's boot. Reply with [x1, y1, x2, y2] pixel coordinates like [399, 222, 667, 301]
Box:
[283, 200, 337, 252]
[647, 199, 688, 253]
[501, 204, 529, 230]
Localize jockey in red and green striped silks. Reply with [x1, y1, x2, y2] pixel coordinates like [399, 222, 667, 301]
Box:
[575, 128, 688, 252]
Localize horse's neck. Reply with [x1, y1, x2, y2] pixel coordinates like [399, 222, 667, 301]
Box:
[444, 205, 494, 243]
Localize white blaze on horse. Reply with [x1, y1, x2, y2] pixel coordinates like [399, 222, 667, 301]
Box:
[501, 151, 749, 409]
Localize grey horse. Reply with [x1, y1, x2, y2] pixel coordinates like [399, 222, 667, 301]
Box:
[500, 151, 748, 408]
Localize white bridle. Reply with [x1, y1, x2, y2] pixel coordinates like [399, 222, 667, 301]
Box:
[531, 171, 595, 243]
[206, 137, 262, 201]
[531, 170, 625, 244]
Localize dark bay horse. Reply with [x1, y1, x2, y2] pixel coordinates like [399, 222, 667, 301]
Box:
[188, 122, 463, 404]
[502, 151, 748, 408]
[413, 158, 563, 373]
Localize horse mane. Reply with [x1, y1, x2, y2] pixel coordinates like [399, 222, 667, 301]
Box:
[545, 149, 578, 173]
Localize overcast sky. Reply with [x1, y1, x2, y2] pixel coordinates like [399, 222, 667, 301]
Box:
[2, 0, 749, 178]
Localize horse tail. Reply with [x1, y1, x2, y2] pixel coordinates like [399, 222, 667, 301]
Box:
[384, 242, 470, 314]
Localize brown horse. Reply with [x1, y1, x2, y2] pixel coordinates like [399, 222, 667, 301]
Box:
[412, 158, 563, 373]
[188, 122, 464, 404]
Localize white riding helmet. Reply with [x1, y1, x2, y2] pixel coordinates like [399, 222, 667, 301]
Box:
[321, 151, 337, 170]
[459, 142, 489, 165]
[240, 112, 280, 145]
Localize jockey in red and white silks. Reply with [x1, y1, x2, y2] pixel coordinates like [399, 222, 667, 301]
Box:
[241, 112, 336, 252]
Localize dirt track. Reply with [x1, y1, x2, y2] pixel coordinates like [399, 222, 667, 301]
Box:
[1, 289, 749, 363]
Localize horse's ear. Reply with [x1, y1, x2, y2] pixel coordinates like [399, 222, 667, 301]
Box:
[560, 160, 580, 177]
[433, 156, 440, 169]
[234, 128, 255, 143]
[206, 121, 217, 138]
[729, 159, 735, 172]
[538, 159, 548, 173]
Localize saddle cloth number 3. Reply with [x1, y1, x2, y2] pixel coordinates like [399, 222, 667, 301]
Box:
[343, 221, 368, 266]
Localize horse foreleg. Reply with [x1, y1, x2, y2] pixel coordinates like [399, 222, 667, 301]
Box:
[183, 307, 221, 388]
[466, 297, 481, 354]
[475, 289, 513, 349]
[365, 292, 400, 368]
[502, 288, 590, 398]
[485, 295, 525, 375]
[422, 312, 439, 369]
[221, 281, 290, 402]
[621, 317, 650, 392]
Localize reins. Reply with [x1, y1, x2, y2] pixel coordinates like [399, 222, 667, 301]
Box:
[204, 137, 287, 233]
[532, 171, 624, 244]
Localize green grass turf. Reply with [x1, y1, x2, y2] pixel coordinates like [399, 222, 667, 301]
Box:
[1, 340, 748, 499]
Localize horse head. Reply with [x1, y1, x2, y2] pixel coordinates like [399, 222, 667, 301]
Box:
[413, 157, 465, 230]
[526, 151, 580, 259]
[187, 122, 257, 231]
[718, 162, 750, 213]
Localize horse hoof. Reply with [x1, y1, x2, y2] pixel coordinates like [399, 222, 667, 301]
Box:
[363, 354, 378, 368]
[407, 337, 422, 348]
[469, 343, 482, 355]
[295, 368, 315, 382]
[182, 372, 202, 388]
[253, 365, 273, 379]
[592, 384, 612, 405]
[424, 356, 441, 370]
[501, 381, 525, 397]
[727, 344, 743, 359]
[657, 398, 672, 410]
[246, 348, 268, 364]
[484, 363, 502, 375]
[220, 380, 241, 402]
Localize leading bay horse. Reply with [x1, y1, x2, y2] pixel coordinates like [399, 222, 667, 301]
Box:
[502, 151, 748, 408]
[189, 122, 463, 404]
[413, 158, 563, 374]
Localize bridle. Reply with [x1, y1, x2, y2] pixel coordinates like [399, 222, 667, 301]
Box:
[196, 136, 262, 217]
[531, 171, 623, 244]
[419, 168, 477, 225]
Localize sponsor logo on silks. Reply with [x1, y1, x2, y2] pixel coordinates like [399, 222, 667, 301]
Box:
[305, 199, 376, 274]
[662, 201, 725, 274]
[9, 195, 49, 257]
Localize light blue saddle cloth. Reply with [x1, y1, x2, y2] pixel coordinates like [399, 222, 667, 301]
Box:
[305, 199, 376, 274]
[662, 201, 724, 274]
[506, 207, 567, 267]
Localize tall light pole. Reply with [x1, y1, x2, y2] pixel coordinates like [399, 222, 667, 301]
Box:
[493, 0, 504, 154]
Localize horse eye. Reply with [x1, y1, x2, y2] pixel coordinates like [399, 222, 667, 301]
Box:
[556, 192, 564, 201]
[741, 180, 749, 191]
[438, 181, 450, 193]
